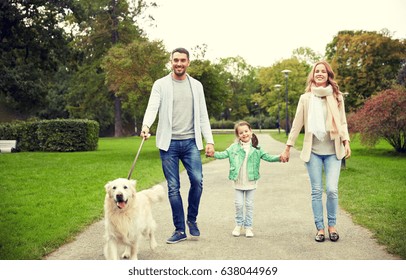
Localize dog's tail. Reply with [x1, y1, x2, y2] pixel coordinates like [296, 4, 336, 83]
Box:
[143, 184, 165, 203]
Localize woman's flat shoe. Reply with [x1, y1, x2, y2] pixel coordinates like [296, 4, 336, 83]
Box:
[315, 232, 325, 242]
[329, 231, 339, 242]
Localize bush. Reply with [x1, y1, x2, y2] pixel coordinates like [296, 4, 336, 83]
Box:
[210, 116, 278, 130]
[0, 119, 99, 152]
[0, 121, 41, 151]
[210, 118, 235, 129]
[349, 88, 406, 153]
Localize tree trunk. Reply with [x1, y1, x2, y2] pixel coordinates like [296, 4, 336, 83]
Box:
[111, 0, 121, 137]
[114, 96, 123, 137]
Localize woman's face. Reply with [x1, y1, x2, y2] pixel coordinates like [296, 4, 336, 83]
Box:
[313, 64, 328, 87]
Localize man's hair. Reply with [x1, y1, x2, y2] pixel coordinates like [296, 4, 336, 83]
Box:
[171, 47, 190, 60]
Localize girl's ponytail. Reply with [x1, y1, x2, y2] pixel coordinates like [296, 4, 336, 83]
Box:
[252, 133, 259, 149]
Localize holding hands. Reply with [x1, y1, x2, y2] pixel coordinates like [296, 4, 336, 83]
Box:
[280, 145, 291, 163]
[205, 143, 215, 157]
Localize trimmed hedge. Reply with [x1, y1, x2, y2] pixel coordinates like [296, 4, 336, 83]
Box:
[210, 116, 279, 130]
[0, 119, 99, 152]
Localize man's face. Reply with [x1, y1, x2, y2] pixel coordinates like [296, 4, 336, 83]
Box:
[171, 52, 190, 78]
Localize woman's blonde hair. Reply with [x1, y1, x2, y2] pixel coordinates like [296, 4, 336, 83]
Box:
[305, 61, 342, 106]
[234, 121, 259, 149]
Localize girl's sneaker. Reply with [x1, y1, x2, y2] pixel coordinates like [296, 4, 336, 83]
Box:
[232, 226, 242, 237]
[245, 228, 254, 238]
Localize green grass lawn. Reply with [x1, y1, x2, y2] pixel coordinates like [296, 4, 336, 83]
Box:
[0, 134, 235, 260]
[271, 131, 406, 259]
[1, 132, 405, 259]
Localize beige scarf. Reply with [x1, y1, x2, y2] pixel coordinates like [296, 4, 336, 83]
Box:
[308, 85, 343, 141]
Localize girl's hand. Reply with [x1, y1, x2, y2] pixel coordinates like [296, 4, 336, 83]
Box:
[281, 145, 291, 162]
[205, 143, 215, 157]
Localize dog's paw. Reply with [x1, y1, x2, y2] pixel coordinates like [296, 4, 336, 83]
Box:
[121, 253, 130, 259]
[150, 240, 158, 251]
[122, 247, 131, 259]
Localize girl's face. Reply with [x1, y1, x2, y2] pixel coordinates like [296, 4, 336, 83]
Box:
[237, 125, 252, 143]
[313, 63, 328, 87]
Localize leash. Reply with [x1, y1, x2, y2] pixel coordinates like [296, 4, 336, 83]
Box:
[127, 136, 147, 180]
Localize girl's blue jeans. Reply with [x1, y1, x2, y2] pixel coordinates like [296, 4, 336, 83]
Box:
[160, 139, 203, 233]
[234, 189, 256, 228]
[305, 153, 341, 230]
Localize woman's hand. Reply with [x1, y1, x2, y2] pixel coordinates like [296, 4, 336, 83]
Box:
[281, 145, 291, 162]
[344, 141, 351, 159]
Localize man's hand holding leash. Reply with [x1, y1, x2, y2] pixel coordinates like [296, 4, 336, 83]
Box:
[140, 125, 151, 140]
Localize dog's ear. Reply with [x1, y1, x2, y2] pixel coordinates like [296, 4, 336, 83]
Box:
[104, 182, 113, 197]
[130, 179, 137, 197]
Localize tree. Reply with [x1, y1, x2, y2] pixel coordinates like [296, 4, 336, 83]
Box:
[292, 47, 323, 65]
[256, 58, 310, 130]
[187, 59, 229, 119]
[67, 0, 157, 136]
[101, 40, 168, 133]
[349, 87, 406, 153]
[397, 60, 406, 87]
[326, 30, 406, 110]
[218, 56, 259, 120]
[0, 0, 82, 116]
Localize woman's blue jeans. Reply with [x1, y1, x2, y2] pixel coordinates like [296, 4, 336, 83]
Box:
[305, 153, 341, 230]
[160, 139, 203, 232]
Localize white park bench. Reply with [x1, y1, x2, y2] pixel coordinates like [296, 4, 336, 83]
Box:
[0, 140, 17, 153]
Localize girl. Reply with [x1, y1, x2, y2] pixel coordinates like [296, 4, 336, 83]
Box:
[212, 121, 282, 237]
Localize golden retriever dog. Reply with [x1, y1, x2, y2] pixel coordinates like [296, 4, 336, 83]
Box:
[103, 178, 165, 260]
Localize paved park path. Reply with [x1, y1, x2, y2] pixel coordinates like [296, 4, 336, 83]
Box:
[46, 134, 398, 260]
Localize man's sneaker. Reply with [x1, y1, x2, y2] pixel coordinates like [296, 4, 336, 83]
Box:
[245, 228, 254, 238]
[187, 221, 200, 236]
[166, 231, 187, 244]
[232, 226, 242, 237]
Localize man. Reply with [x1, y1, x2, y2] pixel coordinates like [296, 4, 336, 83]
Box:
[140, 48, 215, 244]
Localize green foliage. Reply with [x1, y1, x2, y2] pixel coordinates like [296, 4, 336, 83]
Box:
[326, 30, 406, 109]
[101, 39, 169, 131]
[67, 0, 159, 136]
[292, 47, 323, 65]
[66, 59, 114, 132]
[0, 121, 41, 151]
[397, 62, 406, 86]
[210, 119, 235, 129]
[188, 59, 229, 118]
[37, 119, 99, 152]
[256, 58, 311, 127]
[0, 119, 99, 152]
[0, 0, 83, 116]
[349, 87, 406, 153]
[217, 56, 260, 120]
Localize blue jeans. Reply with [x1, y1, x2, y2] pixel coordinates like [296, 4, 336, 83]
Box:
[159, 139, 203, 232]
[305, 153, 341, 230]
[235, 189, 256, 228]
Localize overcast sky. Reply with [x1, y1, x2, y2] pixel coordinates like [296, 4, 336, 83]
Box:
[142, 0, 406, 67]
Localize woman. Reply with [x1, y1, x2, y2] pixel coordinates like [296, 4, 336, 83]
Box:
[281, 61, 351, 242]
